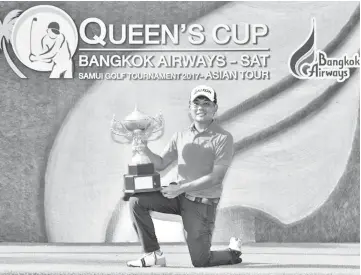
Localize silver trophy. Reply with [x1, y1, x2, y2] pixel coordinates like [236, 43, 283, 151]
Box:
[110, 107, 164, 197]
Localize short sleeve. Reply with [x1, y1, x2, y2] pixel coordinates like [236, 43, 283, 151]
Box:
[214, 133, 234, 167]
[160, 132, 178, 163]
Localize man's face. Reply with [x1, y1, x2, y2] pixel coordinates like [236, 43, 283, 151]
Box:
[189, 96, 218, 123]
[47, 29, 58, 39]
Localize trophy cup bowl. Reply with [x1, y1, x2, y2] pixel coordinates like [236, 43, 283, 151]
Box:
[110, 107, 164, 199]
[122, 108, 152, 131]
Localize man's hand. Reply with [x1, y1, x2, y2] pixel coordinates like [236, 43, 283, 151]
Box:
[133, 139, 148, 152]
[121, 189, 131, 201]
[29, 54, 53, 63]
[161, 184, 183, 199]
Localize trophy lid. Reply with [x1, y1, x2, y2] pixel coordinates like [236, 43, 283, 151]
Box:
[124, 106, 150, 122]
[122, 106, 152, 131]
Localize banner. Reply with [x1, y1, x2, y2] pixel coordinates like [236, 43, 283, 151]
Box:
[0, 1, 359, 245]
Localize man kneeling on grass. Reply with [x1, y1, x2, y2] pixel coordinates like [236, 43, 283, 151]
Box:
[126, 85, 242, 267]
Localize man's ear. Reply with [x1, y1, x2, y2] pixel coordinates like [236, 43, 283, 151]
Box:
[188, 111, 193, 122]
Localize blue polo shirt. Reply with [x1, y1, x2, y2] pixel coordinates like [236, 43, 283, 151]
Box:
[161, 121, 234, 199]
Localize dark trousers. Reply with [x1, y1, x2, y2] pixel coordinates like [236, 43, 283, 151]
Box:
[129, 192, 239, 267]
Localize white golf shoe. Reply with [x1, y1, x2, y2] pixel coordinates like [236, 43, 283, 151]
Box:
[126, 250, 166, 267]
[229, 237, 242, 264]
[229, 237, 242, 254]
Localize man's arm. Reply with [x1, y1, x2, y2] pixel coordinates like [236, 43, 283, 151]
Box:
[38, 34, 65, 60]
[143, 132, 178, 171]
[143, 146, 174, 171]
[41, 36, 48, 51]
[182, 133, 234, 192]
[179, 164, 228, 193]
[162, 132, 234, 199]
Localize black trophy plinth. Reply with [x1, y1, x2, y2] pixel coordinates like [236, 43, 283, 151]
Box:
[122, 163, 161, 200]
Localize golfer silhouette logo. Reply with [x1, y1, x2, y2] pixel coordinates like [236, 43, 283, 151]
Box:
[28, 21, 74, 78]
[9, 5, 78, 78]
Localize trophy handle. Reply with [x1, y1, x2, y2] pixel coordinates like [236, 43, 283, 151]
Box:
[146, 112, 165, 141]
[110, 115, 133, 143]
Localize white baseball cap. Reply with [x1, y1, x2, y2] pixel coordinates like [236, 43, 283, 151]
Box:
[190, 85, 217, 102]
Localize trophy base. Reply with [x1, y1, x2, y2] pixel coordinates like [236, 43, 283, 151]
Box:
[128, 163, 155, 175]
[123, 173, 161, 194]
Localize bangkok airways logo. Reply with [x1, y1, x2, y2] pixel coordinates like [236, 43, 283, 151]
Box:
[0, 5, 78, 79]
[289, 19, 359, 82]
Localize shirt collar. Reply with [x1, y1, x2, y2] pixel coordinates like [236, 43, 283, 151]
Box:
[189, 120, 217, 134]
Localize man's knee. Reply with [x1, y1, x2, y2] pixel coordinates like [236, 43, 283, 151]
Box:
[189, 244, 211, 267]
[128, 195, 141, 210]
[192, 257, 210, 268]
[128, 194, 148, 211]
